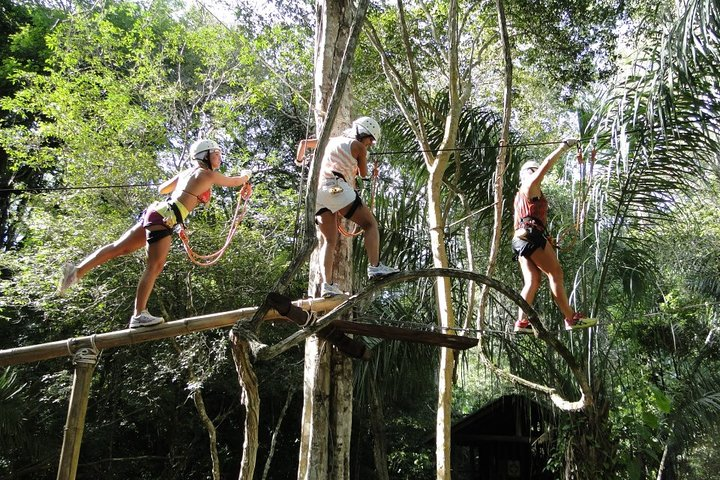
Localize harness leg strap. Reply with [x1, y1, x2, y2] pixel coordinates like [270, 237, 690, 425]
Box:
[342, 193, 363, 220]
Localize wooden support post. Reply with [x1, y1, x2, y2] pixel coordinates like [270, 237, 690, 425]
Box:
[56, 346, 99, 480]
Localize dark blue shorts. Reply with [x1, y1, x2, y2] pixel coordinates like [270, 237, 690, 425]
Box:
[512, 228, 548, 259]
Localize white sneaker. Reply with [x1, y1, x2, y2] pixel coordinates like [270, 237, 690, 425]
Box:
[321, 282, 343, 298]
[367, 262, 399, 280]
[129, 310, 165, 328]
[58, 262, 78, 294]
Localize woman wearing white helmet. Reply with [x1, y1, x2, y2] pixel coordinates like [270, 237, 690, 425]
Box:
[296, 117, 398, 298]
[512, 138, 596, 333]
[58, 139, 251, 328]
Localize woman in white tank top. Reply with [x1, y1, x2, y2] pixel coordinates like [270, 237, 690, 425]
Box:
[296, 117, 398, 297]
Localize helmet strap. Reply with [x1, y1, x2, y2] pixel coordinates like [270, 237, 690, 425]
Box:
[197, 152, 212, 169]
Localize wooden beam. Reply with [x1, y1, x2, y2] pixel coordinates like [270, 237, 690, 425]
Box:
[0, 297, 345, 367]
[56, 350, 98, 480]
[330, 320, 477, 350]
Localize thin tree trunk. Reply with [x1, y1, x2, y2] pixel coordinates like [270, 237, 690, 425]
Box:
[229, 327, 260, 480]
[428, 173, 456, 480]
[330, 349, 353, 479]
[171, 340, 221, 480]
[56, 349, 98, 480]
[262, 389, 295, 480]
[657, 441, 670, 480]
[191, 388, 221, 480]
[298, 336, 331, 480]
[368, 376, 390, 480]
[431, 0, 462, 476]
[460, 195, 476, 330]
[476, 0, 512, 332]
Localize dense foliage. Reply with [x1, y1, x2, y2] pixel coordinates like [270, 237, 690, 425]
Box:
[0, 0, 718, 479]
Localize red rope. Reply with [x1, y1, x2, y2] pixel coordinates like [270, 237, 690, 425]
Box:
[337, 165, 379, 238]
[179, 183, 252, 267]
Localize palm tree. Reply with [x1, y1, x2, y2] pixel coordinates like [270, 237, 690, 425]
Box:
[576, 0, 720, 477]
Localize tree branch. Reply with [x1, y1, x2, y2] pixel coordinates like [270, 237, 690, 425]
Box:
[256, 268, 594, 410]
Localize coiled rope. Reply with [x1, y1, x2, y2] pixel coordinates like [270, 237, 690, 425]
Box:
[179, 182, 253, 266]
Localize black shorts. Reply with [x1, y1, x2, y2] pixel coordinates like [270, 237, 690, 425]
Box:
[512, 227, 548, 259]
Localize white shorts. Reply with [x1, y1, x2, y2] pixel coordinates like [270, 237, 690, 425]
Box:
[316, 178, 358, 214]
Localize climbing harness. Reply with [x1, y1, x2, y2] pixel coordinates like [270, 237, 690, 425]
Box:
[337, 163, 379, 237]
[178, 182, 253, 267]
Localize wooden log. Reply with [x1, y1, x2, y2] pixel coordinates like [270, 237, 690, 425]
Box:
[330, 320, 478, 350]
[56, 349, 98, 480]
[0, 297, 345, 367]
[229, 327, 260, 480]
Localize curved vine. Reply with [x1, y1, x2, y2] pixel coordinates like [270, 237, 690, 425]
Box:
[255, 267, 594, 411]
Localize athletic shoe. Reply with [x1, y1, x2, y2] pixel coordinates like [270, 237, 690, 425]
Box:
[367, 263, 399, 280]
[129, 310, 165, 328]
[514, 318, 533, 334]
[58, 262, 78, 294]
[321, 282, 343, 298]
[564, 312, 597, 331]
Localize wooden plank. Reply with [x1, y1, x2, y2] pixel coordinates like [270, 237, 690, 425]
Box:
[0, 297, 345, 367]
[330, 320, 477, 350]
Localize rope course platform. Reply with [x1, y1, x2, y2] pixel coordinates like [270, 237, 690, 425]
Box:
[325, 320, 476, 350]
[0, 296, 344, 367]
[0, 291, 477, 367]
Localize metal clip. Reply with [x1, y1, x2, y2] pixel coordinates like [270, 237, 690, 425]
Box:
[329, 178, 343, 195]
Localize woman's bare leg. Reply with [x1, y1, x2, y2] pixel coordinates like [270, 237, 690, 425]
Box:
[76, 223, 146, 279]
[134, 231, 172, 315]
[517, 256, 542, 322]
[528, 243, 574, 320]
[315, 211, 338, 284]
[341, 204, 379, 266]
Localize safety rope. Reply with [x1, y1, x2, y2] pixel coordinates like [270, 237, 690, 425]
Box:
[291, 82, 316, 257]
[178, 183, 253, 267]
[337, 163, 379, 237]
[555, 141, 596, 251]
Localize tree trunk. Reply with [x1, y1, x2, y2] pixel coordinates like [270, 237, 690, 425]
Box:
[171, 340, 221, 480]
[298, 1, 368, 479]
[330, 348, 353, 479]
[368, 376, 390, 480]
[262, 389, 295, 480]
[191, 388, 221, 480]
[364, 0, 468, 476]
[428, 170, 456, 480]
[298, 336, 332, 480]
[431, 1, 462, 477]
[476, 0, 512, 331]
[563, 395, 615, 479]
[229, 328, 259, 480]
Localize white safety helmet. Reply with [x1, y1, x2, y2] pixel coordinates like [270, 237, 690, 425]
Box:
[519, 160, 540, 182]
[352, 117, 381, 144]
[520, 160, 540, 172]
[190, 139, 221, 161]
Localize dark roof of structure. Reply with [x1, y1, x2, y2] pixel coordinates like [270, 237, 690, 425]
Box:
[427, 394, 552, 446]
